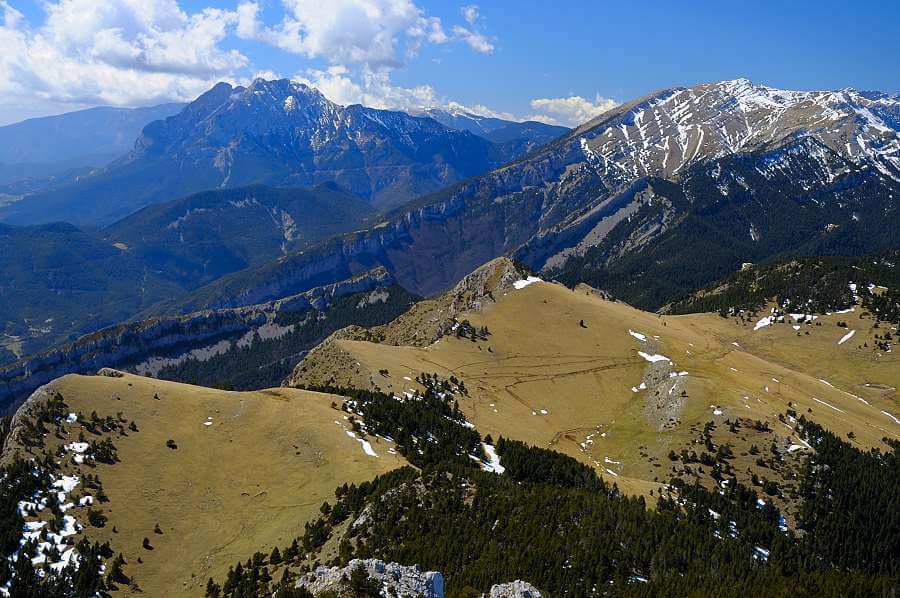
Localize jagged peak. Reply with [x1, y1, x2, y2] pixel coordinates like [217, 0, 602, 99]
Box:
[233, 77, 330, 107]
[449, 257, 529, 298]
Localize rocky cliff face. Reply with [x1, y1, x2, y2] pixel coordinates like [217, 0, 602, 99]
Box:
[0, 268, 394, 414]
[284, 257, 526, 389]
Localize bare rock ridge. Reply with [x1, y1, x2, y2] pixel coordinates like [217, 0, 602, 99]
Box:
[296, 559, 444, 597]
[0, 268, 394, 414]
[489, 580, 543, 597]
[364, 256, 527, 346]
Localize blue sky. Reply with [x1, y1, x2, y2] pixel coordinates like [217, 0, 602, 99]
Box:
[1, 0, 898, 126]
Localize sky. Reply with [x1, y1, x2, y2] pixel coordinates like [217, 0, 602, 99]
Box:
[1, 0, 899, 127]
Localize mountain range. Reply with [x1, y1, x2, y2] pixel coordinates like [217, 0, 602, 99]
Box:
[0, 74, 898, 597]
[0, 79, 566, 226]
[154, 79, 900, 316]
[418, 106, 567, 152]
[2, 78, 900, 382]
[0, 103, 184, 188]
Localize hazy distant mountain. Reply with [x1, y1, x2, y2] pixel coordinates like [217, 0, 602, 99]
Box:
[420, 107, 565, 137]
[0, 103, 184, 179]
[0, 221, 182, 361]
[0, 79, 506, 225]
[420, 107, 568, 155]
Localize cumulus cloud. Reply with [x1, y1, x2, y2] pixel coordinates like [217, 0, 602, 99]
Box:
[241, 0, 495, 114]
[0, 0, 499, 124]
[236, 0, 492, 64]
[236, 0, 446, 67]
[461, 5, 479, 25]
[452, 4, 493, 54]
[528, 94, 620, 126]
[296, 65, 439, 111]
[451, 25, 493, 54]
[288, 63, 620, 131]
[0, 0, 247, 122]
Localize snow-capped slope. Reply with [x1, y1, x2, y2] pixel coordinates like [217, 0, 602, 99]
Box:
[417, 106, 514, 135]
[577, 78, 900, 186]
[419, 106, 569, 154]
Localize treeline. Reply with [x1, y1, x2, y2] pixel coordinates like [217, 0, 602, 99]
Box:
[212, 419, 898, 596]
[495, 437, 605, 490]
[796, 418, 899, 576]
[297, 383, 482, 469]
[668, 251, 900, 319]
[206, 369, 899, 596]
[0, 392, 119, 595]
[156, 285, 416, 390]
[215, 443, 896, 596]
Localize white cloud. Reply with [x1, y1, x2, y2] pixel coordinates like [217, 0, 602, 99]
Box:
[461, 5, 479, 25]
[528, 94, 620, 127]
[1, 0, 23, 28]
[236, 0, 443, 67]
[0, 0, 247, 121]
[294, 66, 620, 131]
[451, 5, 492, 54]
[249, 1, 496, 115]
[236, 0, 493, 63]
[451, 25, 493, 54]
[296, 65, 439, 111]
[0, 0, 500, 124]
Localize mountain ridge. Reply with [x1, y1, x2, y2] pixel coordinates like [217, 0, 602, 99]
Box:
[0, 79, 516, 225]
[0, 103, 185, 168]
[152, 78, 900, 315]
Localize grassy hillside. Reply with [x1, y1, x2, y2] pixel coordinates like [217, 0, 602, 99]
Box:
[289, 263, 899, 503]
[2, 371, 406, 596]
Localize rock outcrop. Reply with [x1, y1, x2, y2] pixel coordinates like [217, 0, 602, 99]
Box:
[296, 559, 443, 597]
[284, 257, 527, 388]
[489, 580, 543, 597]
[291, 558, 542, 598]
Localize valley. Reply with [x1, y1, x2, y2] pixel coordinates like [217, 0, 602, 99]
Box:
[0, 64, 897, 596]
